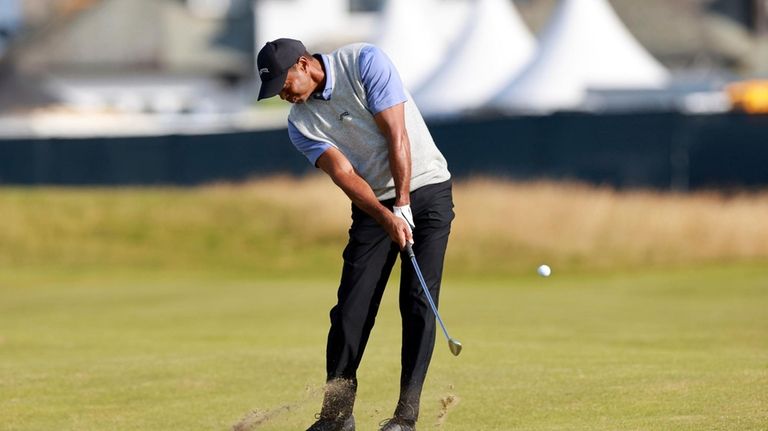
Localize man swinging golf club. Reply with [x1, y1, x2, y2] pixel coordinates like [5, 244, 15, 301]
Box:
[257, 38, 454, 431]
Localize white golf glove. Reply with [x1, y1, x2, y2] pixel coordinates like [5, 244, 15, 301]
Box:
[393, 204, 415, 238]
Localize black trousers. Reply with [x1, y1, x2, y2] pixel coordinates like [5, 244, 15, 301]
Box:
[325, 179, 454, 422]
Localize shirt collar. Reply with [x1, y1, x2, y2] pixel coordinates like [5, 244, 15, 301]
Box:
[312, 54, 334, 101]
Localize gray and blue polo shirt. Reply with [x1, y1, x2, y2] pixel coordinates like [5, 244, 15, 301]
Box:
[287, 43, 450, 201]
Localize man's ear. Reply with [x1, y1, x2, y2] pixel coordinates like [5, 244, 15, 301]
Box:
[296, 56, 310, 72]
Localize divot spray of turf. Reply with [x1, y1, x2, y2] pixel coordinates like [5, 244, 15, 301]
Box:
[231, 384, 324, 430]
[435, 392, 460, 428]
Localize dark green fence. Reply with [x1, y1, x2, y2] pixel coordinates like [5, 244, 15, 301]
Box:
[1, 112, 766, 189]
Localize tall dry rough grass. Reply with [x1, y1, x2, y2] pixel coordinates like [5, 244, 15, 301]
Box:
[451, 179, 768, 272]
[1, 176, 767, 274]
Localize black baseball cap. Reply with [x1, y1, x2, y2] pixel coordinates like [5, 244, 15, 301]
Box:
[257, 38, 306, 100]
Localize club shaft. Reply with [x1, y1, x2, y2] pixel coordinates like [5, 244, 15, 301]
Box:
[409, 255, 452, 342]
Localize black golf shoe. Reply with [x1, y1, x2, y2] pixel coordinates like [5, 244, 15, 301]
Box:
[306, 414, 355, 431]
[378, 417, 416, 431]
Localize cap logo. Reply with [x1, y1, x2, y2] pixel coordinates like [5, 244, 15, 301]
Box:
[259, 67, 269, 76]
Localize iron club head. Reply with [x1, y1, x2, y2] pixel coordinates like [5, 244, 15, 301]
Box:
[448, 338, 462, 356]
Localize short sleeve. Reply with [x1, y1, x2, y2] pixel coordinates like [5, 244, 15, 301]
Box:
[358, 45, 408, 115]
[288, 120, 333, 166]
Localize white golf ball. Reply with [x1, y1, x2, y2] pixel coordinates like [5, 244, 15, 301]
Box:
[537, 264, 552, 277]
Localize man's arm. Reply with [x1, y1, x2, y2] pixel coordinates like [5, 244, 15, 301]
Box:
[374, 103, 411, 207]
[316, 147, 412, 248]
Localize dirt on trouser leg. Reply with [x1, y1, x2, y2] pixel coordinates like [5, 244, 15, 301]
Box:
[318, 378, 357, 421]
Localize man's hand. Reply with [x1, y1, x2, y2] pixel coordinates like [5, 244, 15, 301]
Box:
[393, 204, 415, 244]
[383, 212, 413, 249]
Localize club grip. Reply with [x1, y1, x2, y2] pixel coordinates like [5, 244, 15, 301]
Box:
[404, 242, 415, 259]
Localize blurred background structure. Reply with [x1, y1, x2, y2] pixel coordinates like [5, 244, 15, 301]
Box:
[0, 0, 767, 187]
[0, 0, 256, 135]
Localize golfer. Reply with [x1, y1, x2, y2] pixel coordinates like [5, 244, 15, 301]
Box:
[256, 38, 453, 431]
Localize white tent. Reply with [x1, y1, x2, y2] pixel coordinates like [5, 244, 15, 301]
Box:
[493, 0, 669, 113]
[414, 0, 535, 117]
[375, 0, 449, 91]
[255, 0, 359, 50]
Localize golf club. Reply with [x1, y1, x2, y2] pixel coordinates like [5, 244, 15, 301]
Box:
[404, 243, 462, 356]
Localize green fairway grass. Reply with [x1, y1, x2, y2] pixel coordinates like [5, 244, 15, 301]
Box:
[2, 265, 766, 430]
[2, 179, 767, 429]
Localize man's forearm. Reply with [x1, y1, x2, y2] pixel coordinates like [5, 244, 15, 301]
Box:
[388, 133, 412, 206]
[317, 146, 412, 248]
[374, 103, 412, 207]
[332, 168, 392, 224]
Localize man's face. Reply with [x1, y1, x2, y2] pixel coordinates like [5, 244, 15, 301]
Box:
[279, 58, 314, 104]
